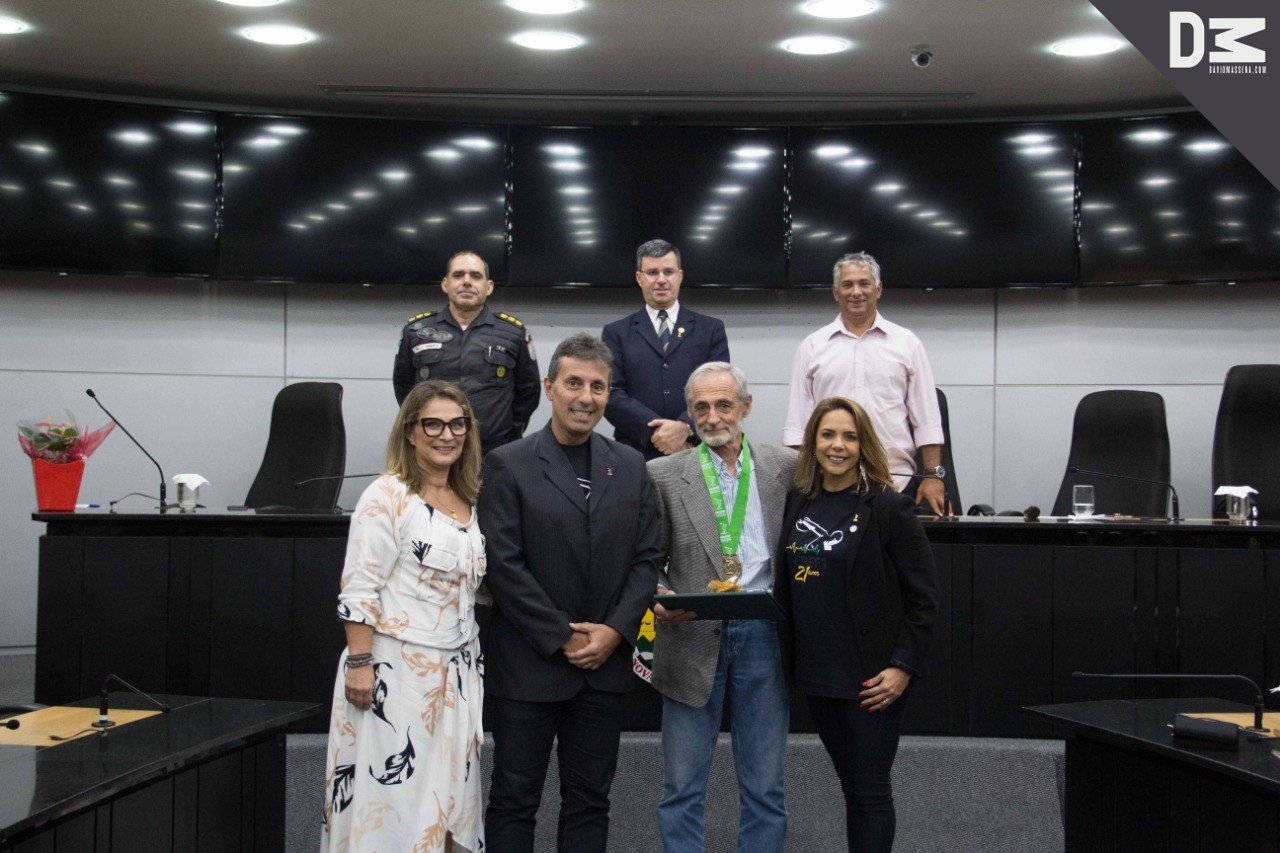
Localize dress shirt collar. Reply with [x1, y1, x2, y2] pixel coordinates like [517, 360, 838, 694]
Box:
[645, 301, 680, 332]
[706, 437, 747, 478]
[824, 310, 887, 340]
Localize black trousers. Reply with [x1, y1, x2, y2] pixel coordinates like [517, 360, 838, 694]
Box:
[807, 694, 906, 853]
[485, 684, 626, 853]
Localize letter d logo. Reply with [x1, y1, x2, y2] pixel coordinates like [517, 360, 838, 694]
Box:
[1170, 11, 1205, 68]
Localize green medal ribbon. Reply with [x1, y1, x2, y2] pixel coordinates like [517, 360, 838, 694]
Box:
[697, 437, 752, 579]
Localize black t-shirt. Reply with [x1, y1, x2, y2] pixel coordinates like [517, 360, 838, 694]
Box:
[784, 487, 871, 698]
[559, 440, 591, 500]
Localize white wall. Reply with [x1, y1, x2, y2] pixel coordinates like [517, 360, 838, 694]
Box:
[2, 271, 1277, 648]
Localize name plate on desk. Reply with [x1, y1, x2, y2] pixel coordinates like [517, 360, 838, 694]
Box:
[0, 707, 161, 746]
[654, 590, 786, 621]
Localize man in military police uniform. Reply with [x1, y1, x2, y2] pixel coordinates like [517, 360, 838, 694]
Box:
[393, 250, 540, 454]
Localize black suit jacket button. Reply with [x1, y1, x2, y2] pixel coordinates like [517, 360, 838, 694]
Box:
[663, 389, 670, 395]
[859, 628, 870, 636]
[663, 363, 669, 369]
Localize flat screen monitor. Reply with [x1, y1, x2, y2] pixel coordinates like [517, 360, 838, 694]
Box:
[1080, 113, 1280, 284]
[219, 115, 507, 283]
[0, 91, 216, 276]
[789, 123, 1078, 288]
[508, 126, 786, 286]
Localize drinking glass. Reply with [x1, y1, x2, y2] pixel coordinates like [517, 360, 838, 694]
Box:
[1072, 484, 1095, 517]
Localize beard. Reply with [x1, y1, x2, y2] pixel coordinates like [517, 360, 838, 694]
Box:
[696, 424, 739, 448]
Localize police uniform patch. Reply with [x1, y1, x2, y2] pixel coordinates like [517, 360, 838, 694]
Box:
[416, 328, 435, 340]
[413, 342, 443, 353]
[432, 331, 454, 343]
[526, 331, 536, 363]
[418, 367, 431, 380]
[497, 312, 525, 328]
[409, 321, 424, 331]
[496, 366, 507, 378]
[408, 311, 433, 323]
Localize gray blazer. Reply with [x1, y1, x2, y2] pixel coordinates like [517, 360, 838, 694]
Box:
[647, 441, 798, 708]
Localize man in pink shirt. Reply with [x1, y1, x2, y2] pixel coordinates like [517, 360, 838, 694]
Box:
[783, 251, 950, 515]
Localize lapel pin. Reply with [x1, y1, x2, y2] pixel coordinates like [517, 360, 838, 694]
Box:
[607, 467, 614, 476]
[677, 327, 686, 338]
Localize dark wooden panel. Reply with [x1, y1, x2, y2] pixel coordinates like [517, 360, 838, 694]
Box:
[1154, 548, 1180, 701]
[80, 537, 171, 697]
[35, 536, 84, 706]
[10, 831, 54, 853]
[93, 805, 110, 852]
[1199, 773, 1279, 852]
[240, 746, 255, 853]
[166, 538, 192, 695]
[1065, 736, 1115, 853]
[201, 539, 293, 700]
[1178, 549, 1266, 698]
[252, 739, 286, 853]
[1112, 749, 1171, 853]
[111, 777, 174, 852]
[292, 538, 347, 724]
[197, 752, 242, 853]
[949, 544, 973, 735]
[173, 766, 199, 853]
[1053, 547, 1136, 703]
[1266, 550, 1280, 703]
[53, 811, 95, 851]
[971, 545, 1052, 736]
[903, 543, 952, 733]
[1134, 548, 1162, 701]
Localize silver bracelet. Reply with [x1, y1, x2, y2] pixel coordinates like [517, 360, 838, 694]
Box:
[344, 654, 373, 670]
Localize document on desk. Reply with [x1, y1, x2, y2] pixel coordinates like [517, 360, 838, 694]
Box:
[1184, 711, 1280, 737]
[0, 707, 161, 746]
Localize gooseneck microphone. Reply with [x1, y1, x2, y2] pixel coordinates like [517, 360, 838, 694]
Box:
[85, 389, 168, 509]
[2, 717, 19, 730]
[93, 674, 171, 730]
[1068, 466, 1180, 521]
[1073, 671, 1269, 736]
[294, 472, 380, 489]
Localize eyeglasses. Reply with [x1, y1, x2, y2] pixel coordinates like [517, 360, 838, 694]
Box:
[419, 416, 471, 437]
[640, 267, 679, 279]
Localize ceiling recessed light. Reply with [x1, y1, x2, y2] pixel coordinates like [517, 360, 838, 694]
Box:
[1126, 129, 1172, 143]
[1008, 132, 1053, 145]
[454, 137, 498, 150]
[380, 169, 411, 181]
[114, 130, 155, 145]
[550, 160, 586, 171]
[1141, 176, 1174, 187]
[728, 162, 763, 171]
[814, 144, 853, 159]
[169, 121, 214, 135]
[734, 146, 772, 159]
[543, 144, 583, 156]
[1185, 138, 1230, 154]
[512, 30, 583, 50]
[240, 24, 314, 45]
[1051, 36, 1124, 57]
[782, 35, 850, 55]
[174, 168, 213, 181]
[216, 0, 286, 5]
[266, 124, 304, 136]
[506, 0, 584, 13]
[803, 0, 877, 18]
[0, 16, 30, 34]
[426, 148, 462, 161]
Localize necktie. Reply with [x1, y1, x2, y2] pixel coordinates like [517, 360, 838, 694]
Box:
[658, 310, 671, 352]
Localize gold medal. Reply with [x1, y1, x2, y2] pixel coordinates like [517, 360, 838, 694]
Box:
[722, 554, 742, 580]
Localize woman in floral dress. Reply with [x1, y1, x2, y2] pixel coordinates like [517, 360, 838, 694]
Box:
[322, 381, 487, 853]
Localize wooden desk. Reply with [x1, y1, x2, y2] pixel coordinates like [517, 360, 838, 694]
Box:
[33, 509, 1280, 737]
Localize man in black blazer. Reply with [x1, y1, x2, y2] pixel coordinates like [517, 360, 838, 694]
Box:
[602, 239, 731, 461]
[480, 332, 661, 853]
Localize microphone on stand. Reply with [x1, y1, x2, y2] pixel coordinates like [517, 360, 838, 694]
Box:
[1073, 671, 1270, 738]
[92, 674, 171, 730]
[293, 472, 380, 489]
[2, 717, 19, 730]
[1068, 466, 1180, 521]
[85, 389, 169, 510]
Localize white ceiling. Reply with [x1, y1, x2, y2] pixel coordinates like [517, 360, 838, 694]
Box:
[0, 0, 1186, 122]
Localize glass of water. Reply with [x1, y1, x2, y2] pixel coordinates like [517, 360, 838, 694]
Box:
[1072, 484, 1095, 518]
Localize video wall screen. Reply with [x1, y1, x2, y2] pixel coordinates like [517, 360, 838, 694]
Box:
[1079, 113, 1280, 285]
[0, 91, 216, 276]
[788, 123, 1079, 288]
[219, 115, 508, 283]
[508, 125, 786, 287]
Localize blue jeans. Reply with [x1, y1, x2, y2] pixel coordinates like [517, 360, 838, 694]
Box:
[658, 619, 789, 853]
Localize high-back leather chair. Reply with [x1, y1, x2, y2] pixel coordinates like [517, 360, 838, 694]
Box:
[1212, 364, 1280, 521]
[244, 382, 346, 510]
[1051, 390, 1172, 517]
[913, 388, 961, 513]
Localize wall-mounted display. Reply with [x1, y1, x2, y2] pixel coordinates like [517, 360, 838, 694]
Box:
[0, 91, 216, 276]
[508, 125, 786, 286]
[219, 115, 507, 283]
[788, 124, 1079, 288]
[1080, 113, 1280, 285]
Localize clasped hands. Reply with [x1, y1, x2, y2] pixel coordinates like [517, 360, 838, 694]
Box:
[648, 418, 692, 456]
[858, 666, 911, 713]
[562, 622, 622, 670]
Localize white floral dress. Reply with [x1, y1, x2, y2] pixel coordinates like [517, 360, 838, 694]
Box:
[321, 475, 486, 853]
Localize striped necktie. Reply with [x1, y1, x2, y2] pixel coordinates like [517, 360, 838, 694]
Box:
[657, 309, 672, 351]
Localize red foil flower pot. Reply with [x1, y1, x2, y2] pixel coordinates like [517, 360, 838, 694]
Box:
[32, 458, 85, 512]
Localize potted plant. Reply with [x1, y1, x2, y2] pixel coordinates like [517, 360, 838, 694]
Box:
[18, 411, 115, 511]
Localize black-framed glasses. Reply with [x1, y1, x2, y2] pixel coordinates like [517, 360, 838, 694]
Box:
[419, 416, 471, 437]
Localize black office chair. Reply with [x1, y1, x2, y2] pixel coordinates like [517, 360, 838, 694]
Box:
[1051, 390, 1172, 517]
[913, 387, 961, 513]
[244, 382, 347, 510]
[1212, 364, 1280, 522]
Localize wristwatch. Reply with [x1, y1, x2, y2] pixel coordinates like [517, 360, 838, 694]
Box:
[921, 465, 946, 479]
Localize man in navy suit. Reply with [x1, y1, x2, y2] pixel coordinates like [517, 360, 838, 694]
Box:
[602, 239, 731, 461]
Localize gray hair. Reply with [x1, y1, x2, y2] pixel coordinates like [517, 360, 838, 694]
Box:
[547, 332, 613, 381]
[832, 251, 881, 287]
[636, 239, 681, 270]
[684, 361, 750, 409]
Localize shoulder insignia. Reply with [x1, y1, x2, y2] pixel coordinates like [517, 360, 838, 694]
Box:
[497, 312, 525, 328]
[408, 311, 434, 323]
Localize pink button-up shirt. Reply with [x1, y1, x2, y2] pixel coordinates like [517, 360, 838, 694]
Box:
[783, 312, 944, 488]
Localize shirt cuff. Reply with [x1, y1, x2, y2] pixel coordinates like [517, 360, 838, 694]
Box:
[781, 427, 804, 446]
[912, 426, 946, 448]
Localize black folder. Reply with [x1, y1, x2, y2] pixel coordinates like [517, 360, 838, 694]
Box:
[653, 590, 786, 621]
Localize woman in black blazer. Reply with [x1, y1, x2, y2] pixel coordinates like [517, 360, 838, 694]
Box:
[774, 396, 941, 853]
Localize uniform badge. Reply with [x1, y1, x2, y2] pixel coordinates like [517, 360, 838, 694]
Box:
[432, 331, 454, 343]
[418, 367, 431, 380]
[416, 328, 435, 340]
[496, 366, 507, 378]
[413, 342, 443, 353]
[409, 321, 423, 331]
[526, 331, 536, 362]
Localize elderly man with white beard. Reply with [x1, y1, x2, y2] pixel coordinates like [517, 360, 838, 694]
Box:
[645, 362, 798, 853]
